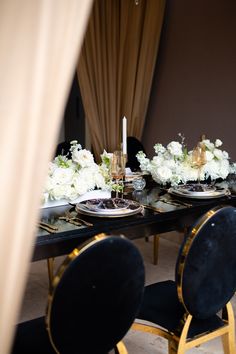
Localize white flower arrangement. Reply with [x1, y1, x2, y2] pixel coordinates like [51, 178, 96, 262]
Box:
[43, 141, 111, 203]
[137, 135, 234, 186]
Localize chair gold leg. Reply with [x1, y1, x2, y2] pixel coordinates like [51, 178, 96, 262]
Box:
[168, 339, 178, 354]
[153, 234, 159, 265]
[115, 341, 128, 354]
[221, 303, 236, 354]
[222, 331, 236, 354]
[47, 258, 54, 290]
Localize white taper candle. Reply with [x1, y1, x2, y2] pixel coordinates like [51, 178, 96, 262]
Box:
[122, 116, 127, 155]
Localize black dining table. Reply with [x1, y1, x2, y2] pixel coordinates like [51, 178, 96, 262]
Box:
[34, 181, 236, 262]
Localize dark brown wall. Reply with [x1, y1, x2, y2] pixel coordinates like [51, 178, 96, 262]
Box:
[143, 0, 236, 160]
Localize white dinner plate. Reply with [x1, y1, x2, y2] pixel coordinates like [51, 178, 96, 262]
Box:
[168, 185, 230, 199]
[76, 198, 142, 218]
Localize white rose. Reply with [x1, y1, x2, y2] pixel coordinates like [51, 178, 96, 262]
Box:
[73, 172, 92, 195]
[156, 166, 172, 182]
[72, 149, 94, 167]
[204, 160, 219, 180]
[167, 141, 183, 157]
[215, 139, 222, 147]
[202, 139, 214, 151]
[163, 159, 176, 170]
[205, 150, 214, 162]
[51, 167, 74, 185]
[218, 159, 230, 179]
[213, 149, 224, 160]
[152, 156, 164, 167]
[222, 150, 229, 159]
[48, 162, 57, 175]
[50, 184, 76, 200]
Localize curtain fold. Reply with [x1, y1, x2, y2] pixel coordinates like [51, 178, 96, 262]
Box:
[77, 0, 165, 161]
[0, 1, 93, 353]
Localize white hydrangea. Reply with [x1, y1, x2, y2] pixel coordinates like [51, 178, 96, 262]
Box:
[154, 143, 166, 154]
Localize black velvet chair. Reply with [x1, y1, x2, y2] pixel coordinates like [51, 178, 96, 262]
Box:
[126, 136, 145, 171]
[12, 234, 145, 354]
[133, 205, 236, 354]
[55, 141, 72, 158]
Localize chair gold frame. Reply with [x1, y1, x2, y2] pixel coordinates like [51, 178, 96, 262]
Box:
[133, 301, 235, 354]
[133, 207, 236, 353]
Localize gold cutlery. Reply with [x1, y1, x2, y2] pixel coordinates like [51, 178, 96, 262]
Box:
[38, 222, 58, 233]
[59, 212, 93, 227]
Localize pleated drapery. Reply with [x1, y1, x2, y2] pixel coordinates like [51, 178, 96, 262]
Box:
[77, 0, 166, 161]
[0, 1, 93, 353]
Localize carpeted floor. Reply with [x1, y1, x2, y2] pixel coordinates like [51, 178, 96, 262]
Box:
[17, 233, 236, 353]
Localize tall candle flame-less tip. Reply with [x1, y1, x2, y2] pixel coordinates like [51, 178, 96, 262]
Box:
[122, 116, 127, 156]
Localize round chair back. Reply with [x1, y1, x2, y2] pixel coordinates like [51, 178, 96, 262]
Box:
[176, 205, 236, 319]
[47, 234, 145, 353]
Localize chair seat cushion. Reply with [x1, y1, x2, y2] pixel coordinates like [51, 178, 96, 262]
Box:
[137, 280, 224, 339]
[11, 317, 55, 354]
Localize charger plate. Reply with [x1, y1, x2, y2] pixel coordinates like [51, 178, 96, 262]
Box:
[169, 184, 229, 199]
[76, 198, 142, 218]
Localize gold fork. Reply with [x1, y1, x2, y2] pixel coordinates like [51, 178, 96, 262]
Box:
[59, 212, 93, 227]
[38, 222, 58, 233]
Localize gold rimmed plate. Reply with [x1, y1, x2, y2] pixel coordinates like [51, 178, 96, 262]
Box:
[75, 198, 142, 218]
[168, 184, 230, 199]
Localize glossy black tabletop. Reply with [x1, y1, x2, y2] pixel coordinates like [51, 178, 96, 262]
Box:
[34, 182, 236, 262]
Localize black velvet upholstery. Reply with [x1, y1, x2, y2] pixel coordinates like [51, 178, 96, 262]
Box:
[12, 235, 145, 354]
[126, 137, 145, 171]
[138, 281, 224, 339]
[12, 317, 55, 354]
[178, 206, 236, 319]
[137, 206, 236, 340]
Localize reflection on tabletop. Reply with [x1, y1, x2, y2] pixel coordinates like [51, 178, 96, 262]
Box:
[37, 177, 236, 234]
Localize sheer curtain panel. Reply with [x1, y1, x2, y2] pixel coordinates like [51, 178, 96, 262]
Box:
[0, 1, 93, 353]
[77, 0, 165, 160]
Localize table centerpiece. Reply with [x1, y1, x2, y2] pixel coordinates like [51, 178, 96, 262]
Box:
[42, 141, 113, 208]
[136, 134, 236, 187]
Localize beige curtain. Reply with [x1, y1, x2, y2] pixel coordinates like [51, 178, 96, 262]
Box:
[77, 0, 165, 160]
[0, 1, 93, 353]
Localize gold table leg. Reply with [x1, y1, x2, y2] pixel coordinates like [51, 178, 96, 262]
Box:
[47, 257, 54, 290]
[153, 234, 160, 265]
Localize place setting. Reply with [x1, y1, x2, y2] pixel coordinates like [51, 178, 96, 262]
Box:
[74, 119, 149, 219]
[136, 135, 233, 202]
[75, 149, 143, 218]
[75, 197, 143, 218]
[168, 141, 230, 200]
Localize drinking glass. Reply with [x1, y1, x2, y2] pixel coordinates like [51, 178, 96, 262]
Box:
[110, 151, 126, 197]
[192, 143, 206, 184]
[132, 177, 146, 191]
